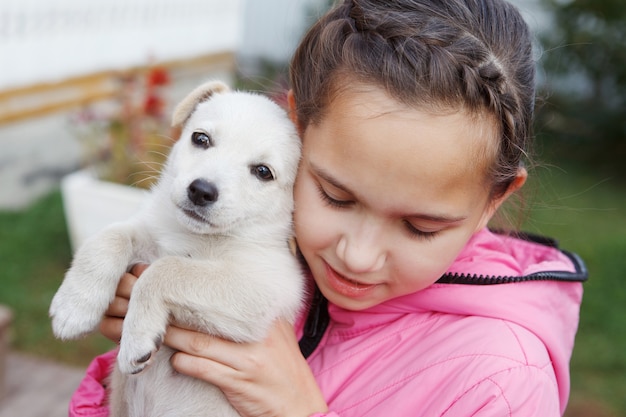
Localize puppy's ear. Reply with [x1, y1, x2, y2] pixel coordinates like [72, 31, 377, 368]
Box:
[171, 81, 230, 128]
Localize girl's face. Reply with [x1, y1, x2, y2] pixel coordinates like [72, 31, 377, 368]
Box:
[293, 86, 505, 311]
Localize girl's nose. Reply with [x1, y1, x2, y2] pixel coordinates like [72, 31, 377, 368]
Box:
[336, 227, 386, 274]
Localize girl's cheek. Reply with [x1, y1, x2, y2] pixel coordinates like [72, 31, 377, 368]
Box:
[298, 205, 332, 243]
[296, 203, 341, 256]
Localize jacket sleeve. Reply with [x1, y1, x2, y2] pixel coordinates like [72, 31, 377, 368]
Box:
[441, 364, 562, 417]
[69, 349, 117, 417]
[310, 362, 562, 417]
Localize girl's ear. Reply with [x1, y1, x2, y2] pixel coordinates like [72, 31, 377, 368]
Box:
[505, 167, 528, 196]
[287, 90, 304, 136]
[475, 167, 528, 232]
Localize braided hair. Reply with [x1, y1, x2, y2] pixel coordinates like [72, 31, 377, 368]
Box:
[289, 0, 535, 199]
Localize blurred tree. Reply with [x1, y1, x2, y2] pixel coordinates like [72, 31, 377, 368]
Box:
[536, 0, 626, 177]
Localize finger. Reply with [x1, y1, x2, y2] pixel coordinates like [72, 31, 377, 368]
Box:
[165, 327, 245, 387]
[96, 265, 147, 345]
[130, 263, 149, 277]
[170, 350, 238, 386]
[105, 295, 129, 318]
[165, 328, 240, 383]
[164, 326, 244, 368]
[99, 316, 124, 343]
[164, 326, 215, 356]
[116, 271, 138, 299]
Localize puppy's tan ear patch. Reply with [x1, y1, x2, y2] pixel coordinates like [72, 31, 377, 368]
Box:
[171, 81, 230, 128]
[288, 236, 298, 257]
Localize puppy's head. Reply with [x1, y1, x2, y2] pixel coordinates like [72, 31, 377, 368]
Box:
[161, 81, 301, 237]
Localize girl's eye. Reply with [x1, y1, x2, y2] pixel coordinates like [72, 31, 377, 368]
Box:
[191, 131, 212, 148]
[317, 185, 353, 208]
[403, 220, 439, 241]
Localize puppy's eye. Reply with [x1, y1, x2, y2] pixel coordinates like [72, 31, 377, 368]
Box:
[251, 165, 274, 181]
[191, 132, 212, 148]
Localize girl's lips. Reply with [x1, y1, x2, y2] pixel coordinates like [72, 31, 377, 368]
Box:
[324, 263, 378, 298]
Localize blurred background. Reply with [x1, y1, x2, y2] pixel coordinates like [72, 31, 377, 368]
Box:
[0, 0, 624, 416]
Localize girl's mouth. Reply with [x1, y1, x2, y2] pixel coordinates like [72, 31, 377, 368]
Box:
[324, 263, 378, 298]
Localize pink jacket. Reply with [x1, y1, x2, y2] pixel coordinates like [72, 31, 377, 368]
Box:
[69, 228, 585, 417]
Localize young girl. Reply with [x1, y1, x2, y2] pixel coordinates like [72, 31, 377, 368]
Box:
[69, 0, 587, 416]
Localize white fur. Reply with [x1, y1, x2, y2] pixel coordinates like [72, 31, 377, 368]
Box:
[49, 81, 304, 417]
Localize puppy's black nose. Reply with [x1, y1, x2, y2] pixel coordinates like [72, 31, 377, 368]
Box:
[187, 179, 219, 206]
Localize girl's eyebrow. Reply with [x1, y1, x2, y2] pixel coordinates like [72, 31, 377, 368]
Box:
[311, 163, 352, 193]
[310, 162, 468, 224]
[406, 213, 468, 224]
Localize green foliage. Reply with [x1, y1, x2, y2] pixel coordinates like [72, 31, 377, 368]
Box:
[537, 0, 626, 179]
[541, 0, 626, 81]
[0, 190, 114, 366]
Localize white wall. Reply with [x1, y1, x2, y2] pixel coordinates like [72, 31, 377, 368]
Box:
[0, 0, 243, 90]
[239, 0, 328, 65]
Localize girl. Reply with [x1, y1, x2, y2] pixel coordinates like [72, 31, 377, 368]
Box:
[70, 0, 587, 416]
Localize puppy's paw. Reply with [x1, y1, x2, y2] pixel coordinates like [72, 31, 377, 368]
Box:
[49, 289, 103, 340]
[117, 333, 164, 375]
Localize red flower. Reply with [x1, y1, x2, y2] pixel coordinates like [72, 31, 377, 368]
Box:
[146, 67, 170, 87]
[144, 94, 166, 118]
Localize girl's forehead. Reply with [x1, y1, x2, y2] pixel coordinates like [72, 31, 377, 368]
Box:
[303, 87, 497, 210]
[318, 86, 497, 164]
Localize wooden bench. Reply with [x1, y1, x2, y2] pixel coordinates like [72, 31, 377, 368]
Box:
[0, 52, 236, 125]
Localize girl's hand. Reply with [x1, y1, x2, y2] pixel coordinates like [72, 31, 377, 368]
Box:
[99, 263, 148, 343]
[165, 320, 329, 417]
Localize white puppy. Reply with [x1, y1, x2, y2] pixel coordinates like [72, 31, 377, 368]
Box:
[49, 81, 304, 417]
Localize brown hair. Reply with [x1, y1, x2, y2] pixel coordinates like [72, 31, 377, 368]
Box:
[289, 0, 535, 199]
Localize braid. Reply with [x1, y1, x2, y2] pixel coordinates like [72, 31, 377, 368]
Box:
[290, 0, 535, 197]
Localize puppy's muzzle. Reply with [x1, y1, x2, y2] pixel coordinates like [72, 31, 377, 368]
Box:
[187, 179, 219, 206]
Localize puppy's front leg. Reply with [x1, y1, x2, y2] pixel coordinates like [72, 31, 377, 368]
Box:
[117, 255, 275, 374]
[50, 224, 139, 340]
[116, 260, 172, 375]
